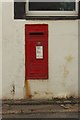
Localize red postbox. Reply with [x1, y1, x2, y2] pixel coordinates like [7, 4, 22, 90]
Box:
[25, 24, 48, 79]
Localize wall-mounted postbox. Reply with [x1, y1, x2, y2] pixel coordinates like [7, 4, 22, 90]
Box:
[25, 24, 48, 79]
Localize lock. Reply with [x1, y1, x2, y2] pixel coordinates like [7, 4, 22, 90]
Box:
[25, 24, 48, 79]
[37, 42, 41, 45]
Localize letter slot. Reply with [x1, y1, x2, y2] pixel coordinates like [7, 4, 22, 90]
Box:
[29, 32, 44, 35]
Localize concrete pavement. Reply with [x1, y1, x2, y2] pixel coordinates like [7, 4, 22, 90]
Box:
[1, 99, 80, 119]
[0, 99, 80, 118]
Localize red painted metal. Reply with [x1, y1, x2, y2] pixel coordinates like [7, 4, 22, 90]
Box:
[25, 24, 48, 79]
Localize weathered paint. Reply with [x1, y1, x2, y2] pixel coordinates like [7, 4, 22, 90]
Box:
[1, 2, 79, 99]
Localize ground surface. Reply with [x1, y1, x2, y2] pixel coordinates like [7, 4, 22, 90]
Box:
[1, 100, 80, 119]
[0, 100, 80, 120]
[2, 112, 80, 119]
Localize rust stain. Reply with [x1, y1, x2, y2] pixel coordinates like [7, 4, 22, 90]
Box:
[65, 55, 74, 63]
[63, 65, 69, 78]
[25, 80, 32, 99]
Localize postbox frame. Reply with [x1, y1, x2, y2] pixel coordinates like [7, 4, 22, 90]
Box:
[25, 24, 48, 80]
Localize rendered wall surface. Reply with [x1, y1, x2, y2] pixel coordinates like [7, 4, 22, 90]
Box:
[0, 2, 2, 100]
[2, 2, 79, 99]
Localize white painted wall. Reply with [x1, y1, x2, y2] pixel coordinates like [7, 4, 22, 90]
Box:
[0, 2, 2, 100]
[2, 2, 79, 99]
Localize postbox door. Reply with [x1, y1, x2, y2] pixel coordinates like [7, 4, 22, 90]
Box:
[25, 24, 48, 79]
